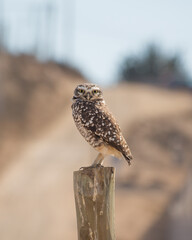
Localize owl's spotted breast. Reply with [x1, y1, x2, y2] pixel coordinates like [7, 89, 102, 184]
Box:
[72, 100, 103, 148]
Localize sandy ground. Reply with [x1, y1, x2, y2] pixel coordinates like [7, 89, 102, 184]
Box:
[0, 84, 191, 240]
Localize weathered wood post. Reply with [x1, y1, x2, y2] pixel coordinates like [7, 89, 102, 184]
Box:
[73, 167, 115, 240]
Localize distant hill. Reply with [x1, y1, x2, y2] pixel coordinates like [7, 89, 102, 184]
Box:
[0, 52, 86, 169]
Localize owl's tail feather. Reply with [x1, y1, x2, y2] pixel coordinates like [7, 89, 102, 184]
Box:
[122, 152, 133, 166]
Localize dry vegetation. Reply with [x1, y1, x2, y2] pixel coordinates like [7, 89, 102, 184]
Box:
[0, 54, 192, 240]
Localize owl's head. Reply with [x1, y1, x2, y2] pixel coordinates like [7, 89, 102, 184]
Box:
[73, 83, 104, 102]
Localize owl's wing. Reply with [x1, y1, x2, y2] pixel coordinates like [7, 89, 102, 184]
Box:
[81, 104, 132, 164]
[95, 106, 124, 149]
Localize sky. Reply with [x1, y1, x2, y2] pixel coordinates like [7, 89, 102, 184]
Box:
[1, 0, 192, 85]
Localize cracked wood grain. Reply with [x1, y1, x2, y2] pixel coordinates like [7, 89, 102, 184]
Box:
[73, 167, 115, 240]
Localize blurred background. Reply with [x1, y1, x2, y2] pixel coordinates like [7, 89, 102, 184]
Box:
[0, 0, 192, 240]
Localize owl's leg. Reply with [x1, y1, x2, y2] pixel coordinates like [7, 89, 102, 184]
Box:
[91, 153, 104, 167]
[79, 153, 104, 170]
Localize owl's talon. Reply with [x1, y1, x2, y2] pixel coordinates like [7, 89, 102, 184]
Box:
[79, 164, 104, 170]
[79, 166, 94, 170]
[95, 163, 104, 168]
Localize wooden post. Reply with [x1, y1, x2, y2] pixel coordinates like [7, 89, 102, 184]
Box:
[73, 167, 115, 240]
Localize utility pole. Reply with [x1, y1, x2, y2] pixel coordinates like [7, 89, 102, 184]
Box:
[0, 0, 5, 51]
[63, 0, 76, 63]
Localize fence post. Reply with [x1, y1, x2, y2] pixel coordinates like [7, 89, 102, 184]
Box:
[73, 167, 115, 240]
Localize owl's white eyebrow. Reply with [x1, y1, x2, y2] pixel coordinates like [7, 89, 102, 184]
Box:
[90, 87, 100, 90]
[77, 86, 100, 91]
[77, 86, 87, 90]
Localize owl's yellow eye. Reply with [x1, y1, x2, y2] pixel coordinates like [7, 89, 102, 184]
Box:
[79, 89, 85, 94]
[92, 90, 98, 94]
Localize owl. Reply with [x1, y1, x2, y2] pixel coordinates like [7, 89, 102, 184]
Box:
[71, 83, 133, 167]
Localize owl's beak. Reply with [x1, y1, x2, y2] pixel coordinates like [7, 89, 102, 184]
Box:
[86, 92, 91, 100]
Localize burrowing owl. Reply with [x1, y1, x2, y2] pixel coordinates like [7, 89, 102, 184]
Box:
[72, 83, 133, 167]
